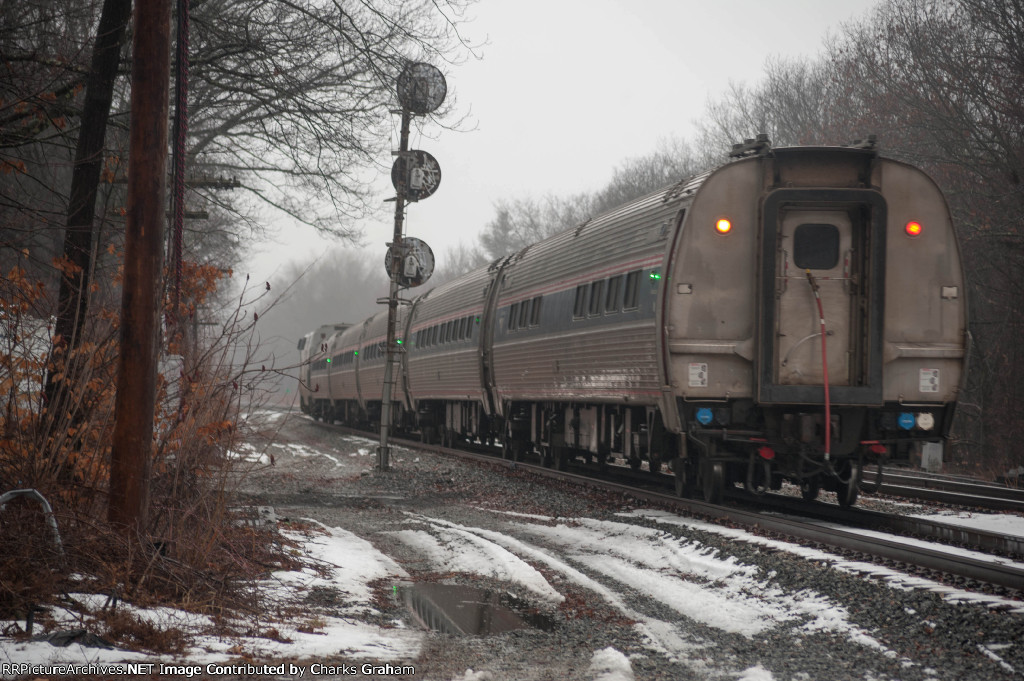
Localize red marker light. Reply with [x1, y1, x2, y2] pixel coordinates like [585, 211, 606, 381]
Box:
[905, 221, 923, 237]
[715, 218, 732, 235]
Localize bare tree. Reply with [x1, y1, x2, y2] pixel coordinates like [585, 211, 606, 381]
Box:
[186, 0, 477, 239]
[433, 241, 488, 283]
[592, 137, 701, 212]
[694, 57, 851, 164]
[478, 137, 700, 260]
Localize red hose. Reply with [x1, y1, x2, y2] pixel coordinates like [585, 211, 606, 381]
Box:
[805, 270, 831, 459]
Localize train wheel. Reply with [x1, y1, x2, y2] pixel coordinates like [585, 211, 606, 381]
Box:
[649, 454, 662, 475]
[627, 456, 642, 471]
[701, 460, 725, 504]
[800, 477, 821, 501]
[836, 462, 861, 508]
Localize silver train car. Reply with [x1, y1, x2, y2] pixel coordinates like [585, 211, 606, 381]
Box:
[299, 141, 968, 506]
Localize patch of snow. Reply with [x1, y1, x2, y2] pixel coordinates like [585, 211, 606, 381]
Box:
[588, 647, 635, 681]
[226, 442, 269, 465]
[977, 644, 1018, 675]
[738, 664, 776, 681]
[1, 519, 421, 669]
[388, 517, 563, 603]
[520, 517, 886, 646]
[913, 510, 1024, 537]
[399, 514, 707, 663]
[450, 670, 493, 681]
[630, 509, 1024, 614]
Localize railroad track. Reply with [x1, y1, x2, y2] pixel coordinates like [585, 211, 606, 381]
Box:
[305, 418, 1024, 598]
[861, 468, 1024, 511]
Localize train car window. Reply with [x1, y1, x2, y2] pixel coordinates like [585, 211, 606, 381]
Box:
[430, 325, 438, 346]
[530, 296, 542, 326]
[794, 223, 840, 269]
[623, 270, 640, 309]
[508, 303, 518, 330]
[605, 276, 621, 313]
[573, 285, 587, 319]
[589, 280, 604, 316]
[519, 300, 530, 328]
[466, 315, 474, 337]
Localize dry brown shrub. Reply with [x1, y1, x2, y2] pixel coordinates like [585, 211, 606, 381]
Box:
[1, 260, 295, 647]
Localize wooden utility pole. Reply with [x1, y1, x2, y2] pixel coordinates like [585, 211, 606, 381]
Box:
[109, 0, 172, 533]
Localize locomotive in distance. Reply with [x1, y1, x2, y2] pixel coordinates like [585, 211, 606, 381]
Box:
[298, 136, 968, 507]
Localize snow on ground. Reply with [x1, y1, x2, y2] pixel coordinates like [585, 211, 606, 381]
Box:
[1, 521, 421, 671]
[384, 510, 889, 664]
[737, 663, 776, 681]
[225, 440, 270, 465]
[587, 647, 636, 681]
[630, 509, 1024, 615]
[6, 421, 1022, 677]
[912, 509, 1024, 537]
[387, 515, 563, 603]
[512, 515, 889, 648]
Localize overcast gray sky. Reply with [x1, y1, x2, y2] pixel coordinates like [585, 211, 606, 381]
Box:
[246, 0, 880, 284]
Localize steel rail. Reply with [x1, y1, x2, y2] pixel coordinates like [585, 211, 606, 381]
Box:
[733, 490, 1024, 559]
[861, 470, 1024, 511]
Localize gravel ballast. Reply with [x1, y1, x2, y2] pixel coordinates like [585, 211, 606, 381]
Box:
[235, 411, 1024, 680]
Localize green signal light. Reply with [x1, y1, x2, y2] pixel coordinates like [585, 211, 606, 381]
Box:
[650, 271, 662, 280]
[396, 338, 403, 345]
[353, 350, 358, 356]
[326, 358, 331, 363]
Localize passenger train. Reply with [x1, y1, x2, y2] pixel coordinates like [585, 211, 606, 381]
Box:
[297, 138, 968, 507]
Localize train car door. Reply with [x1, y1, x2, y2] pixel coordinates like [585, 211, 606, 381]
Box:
[775, 209, 853, 387]
[758, 188, 886, 406]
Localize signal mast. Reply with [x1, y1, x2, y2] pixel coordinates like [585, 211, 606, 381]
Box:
[378, 62, 446, 471]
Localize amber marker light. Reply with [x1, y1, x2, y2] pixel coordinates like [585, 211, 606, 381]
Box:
[905, 221, 923, 237]
[715, 218, 732, 235]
